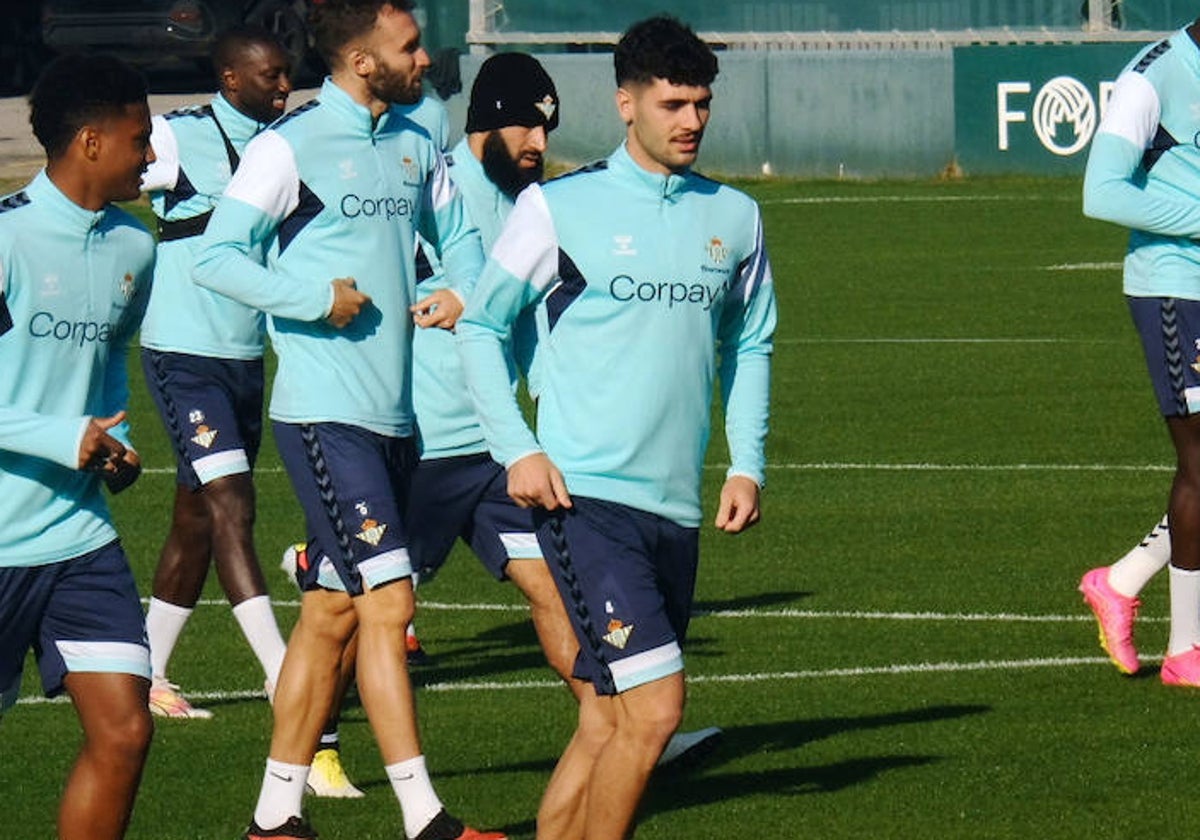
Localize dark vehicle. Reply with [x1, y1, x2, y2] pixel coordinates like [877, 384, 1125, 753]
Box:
[41, 0, 321, 78]
[0, 1, 50, 93]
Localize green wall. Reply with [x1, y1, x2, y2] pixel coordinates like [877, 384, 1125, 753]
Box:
[432, 40, 1162, 178]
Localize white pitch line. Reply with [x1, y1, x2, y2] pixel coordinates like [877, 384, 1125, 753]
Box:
[743, 462, 1172, 473]
[776, 337, 1113, 345]
[181, 598, 1164, 625]
[13, 654, 1144, 705]
[681, 655, 1163, 684]
[142, 461, 1173, 476]
[760, 195, 1076, 206]
[1042, 262, 1122, 271]
[692, 608, 1165, 623]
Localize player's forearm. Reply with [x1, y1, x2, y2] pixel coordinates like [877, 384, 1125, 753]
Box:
[426, 199, 485, 300]
[458, 325, 541, 467]
[1083, 133, 1200, 238]
[0, 407, 89, 469]
[100, 352, 134, 450]
[722, 350, 771, 486]
[193, 200, 332, 321]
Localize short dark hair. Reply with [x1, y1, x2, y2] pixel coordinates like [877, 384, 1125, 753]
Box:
[211, 24, 288, 82]
[614, 15, 718, 88]
[28, 54, 147, 159]
[310, 0, 415, 68]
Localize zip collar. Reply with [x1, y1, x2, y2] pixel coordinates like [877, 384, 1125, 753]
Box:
[211, 93, 268, 146]
[609, 142, 691, 201]
[317, 77, 399, 138]
[28, 169, 108, 233]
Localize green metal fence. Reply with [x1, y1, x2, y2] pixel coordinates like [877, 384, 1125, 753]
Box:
[482, 1, 1088, 32]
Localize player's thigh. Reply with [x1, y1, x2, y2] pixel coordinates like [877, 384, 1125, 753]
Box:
[467, 458, 542, 581]
[38, 542, 151, 700]
[141, 350, 261, 487]
[274, 421, 415, 596]
[1128, 296, 1200, 418]
[536, 497, 693, 696]
[404, 454, 492, 580]
[0, 564, 54, 714]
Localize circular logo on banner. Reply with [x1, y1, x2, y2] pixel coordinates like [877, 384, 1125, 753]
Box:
[1032, 76, 1096, 156]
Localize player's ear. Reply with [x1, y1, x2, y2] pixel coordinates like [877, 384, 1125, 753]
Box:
[615, 87, 634, 125]
[77, 124, 102, 162]
[349, 45, 373, 78]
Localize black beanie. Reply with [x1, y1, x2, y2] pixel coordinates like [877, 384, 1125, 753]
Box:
[466, 52, 559, 134]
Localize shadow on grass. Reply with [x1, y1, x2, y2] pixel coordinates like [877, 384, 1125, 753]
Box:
[641, 704, 989, 818]
[692, 590, 815, 613]
[393, 704, 987, 836]
[422, 703, 988, 784]
[407, 590, 814, 681]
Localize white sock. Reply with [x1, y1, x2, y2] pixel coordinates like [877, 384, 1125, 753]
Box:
[1108, 516, 1171, 598]
[145, 597, 193, 681]
[253, 759, 309, 830]
[231, 595, 288, 686]
[1168, 564, 1200, 656]
[407, 572, 420, 641]
[386, 755, 443, 838]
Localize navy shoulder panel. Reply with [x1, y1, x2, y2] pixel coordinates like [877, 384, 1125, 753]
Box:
[272, 98, 321, 130]
[547, 249, 588, 331]
[548, 159, 608, 184]
[278, 180, 325, 255]
[163, 104, 213, 122]
[1142, 124, 1180, 172]
[0, 191, 30, 215]
[1134, 39, 1172, 73]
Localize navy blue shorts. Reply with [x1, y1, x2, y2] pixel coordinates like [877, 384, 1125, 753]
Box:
[535, 497, 698, 696]
[0, 541, 150, 713]
[141, 349, 263, 488]
[1128, 296, 1200, 417]
[274, 421, 416, 596]
[406, 453, 541, 582]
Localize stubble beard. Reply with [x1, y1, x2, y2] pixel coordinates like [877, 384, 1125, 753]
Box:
[481, 131, 543, 199]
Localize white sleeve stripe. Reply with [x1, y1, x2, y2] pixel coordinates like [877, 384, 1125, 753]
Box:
[141, 115, 180, 192]
[735, 215, 772, 305]
[490, 185, 560, 293]
[223, 130, 300, 221]
[427, 150, 457, 213]
[1095, 71, 1160, 150]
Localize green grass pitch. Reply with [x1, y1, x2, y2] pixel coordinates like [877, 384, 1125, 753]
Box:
[4, 173, 1189, 839]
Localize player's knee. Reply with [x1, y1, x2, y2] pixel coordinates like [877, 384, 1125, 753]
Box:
[88, 706, 153, 766]
[172, 492, 212, 539]
[309, 606, 359, 646]
[575, 702, 618, 754]
[203, 474, 256, 530]
[359, 577, 415, 627]
[618, 684, 683, 748]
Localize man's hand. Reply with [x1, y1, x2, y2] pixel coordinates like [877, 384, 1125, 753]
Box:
[103, 448, 142, 494]
[327, 278, 371, 328]
[714, 475, 761, 534]
[411, 289, 464, 330]
[507, 452, 572, 511]
[79, 412, 128, 473]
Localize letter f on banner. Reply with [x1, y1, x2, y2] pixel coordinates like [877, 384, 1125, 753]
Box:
[997, 82, 1032, 150]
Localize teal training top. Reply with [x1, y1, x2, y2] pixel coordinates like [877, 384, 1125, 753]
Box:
[140, 94, 268, 359]
[1083, 28, 1200, 299]
[458, 143, 777, 527]
[413, 135, 522, 459]
[0, 171, 154, 566]
[194, 79, 485, 436]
